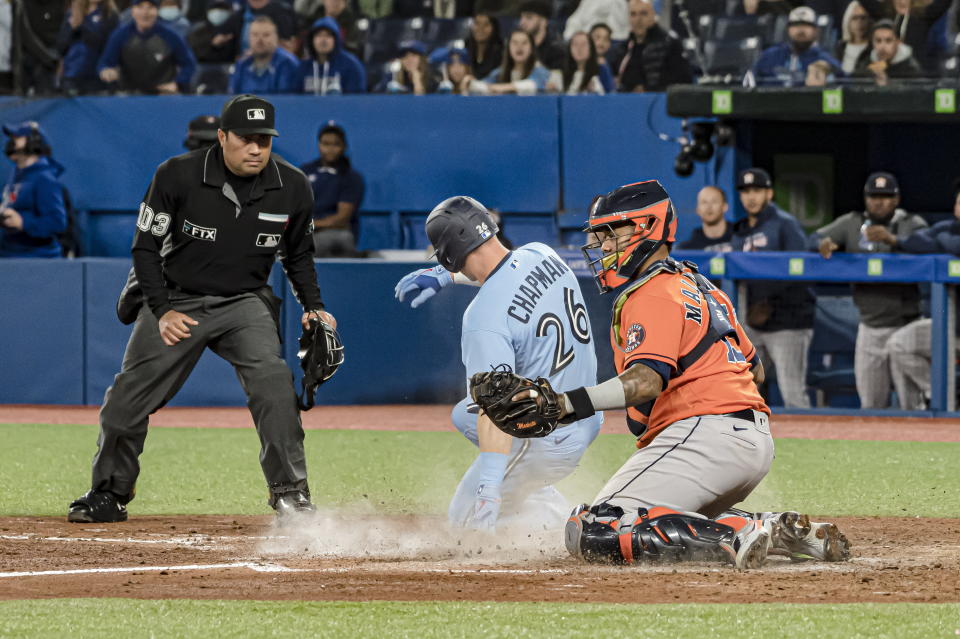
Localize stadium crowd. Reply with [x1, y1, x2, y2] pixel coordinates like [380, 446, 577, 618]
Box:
[3, 0, 960, 96]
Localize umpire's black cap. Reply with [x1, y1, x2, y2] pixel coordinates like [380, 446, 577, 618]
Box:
[864, 171, 899, 196]
[220, 94, 279, 137]
[736, 168, 773, 190]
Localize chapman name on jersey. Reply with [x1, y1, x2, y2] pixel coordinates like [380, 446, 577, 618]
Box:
[505, 253, 573, 324]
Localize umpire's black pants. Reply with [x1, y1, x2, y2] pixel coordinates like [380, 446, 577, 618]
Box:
[91, 291, 308, 506]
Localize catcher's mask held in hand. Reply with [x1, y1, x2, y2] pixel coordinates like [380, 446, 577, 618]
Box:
[469, 366, 564, 438]
[581, 180, 677, 294]
[297, 319, 344, 410]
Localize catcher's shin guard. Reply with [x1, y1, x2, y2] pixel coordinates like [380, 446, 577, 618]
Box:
[565, 503, 760, 566]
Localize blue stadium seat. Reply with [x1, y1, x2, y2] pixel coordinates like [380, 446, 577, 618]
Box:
[497, 16, 518, 36]
[363, 17, 426, 65]
[711, 15, 775, 46]
[423, 18, 471, 47]
[703, 37, 761, 77]
[806, 295, 860, 407]
[191, 63, 232, 95]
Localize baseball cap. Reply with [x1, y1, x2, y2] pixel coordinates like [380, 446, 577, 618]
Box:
[219, 94, 278, 137]
[317, 119, 347, 144]
[864, 171, 899, 196]
[399, 40, 427, 56]
[736, 168, 772, 190]
[132, 0, 161, 6]
[3, 121, 48, 140]
[519, 0, 552, 18]
[788, 6, 817, 26]
[184, 114, 220, 149]
[446, 47, 469, 64]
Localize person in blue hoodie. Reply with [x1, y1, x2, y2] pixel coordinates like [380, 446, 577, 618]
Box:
[230, 15, 300, 94]
[731, 168, 816, 409]
[300, 17, 367, 95]
[0, 123, 67, 258]
[752, 6, 843, 87]
[97, 0, 196, 94]
[56, 0, 121, 94]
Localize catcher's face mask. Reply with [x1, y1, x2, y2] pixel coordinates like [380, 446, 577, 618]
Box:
[581, 181, 676, 293]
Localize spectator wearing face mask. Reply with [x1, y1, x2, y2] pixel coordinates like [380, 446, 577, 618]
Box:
[752, 6, 843, 86]
[300, 16, 366, 95]
[97, 0, 197, 94]
[0, 122, 67, 258]
[56, 0, 121, 95]
[230, 15, 300, 93]
[187, 0, 239, 64]
[157, 0, 190, 38]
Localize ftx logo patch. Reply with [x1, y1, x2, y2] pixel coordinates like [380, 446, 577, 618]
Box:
[256, 233, 281, 248]
[183, 219, 217, 241]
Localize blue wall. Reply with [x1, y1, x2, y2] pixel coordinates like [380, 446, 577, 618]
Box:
[0, 95, 732, 254]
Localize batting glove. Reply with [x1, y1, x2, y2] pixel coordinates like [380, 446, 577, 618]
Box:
[394, 265, 454, 308]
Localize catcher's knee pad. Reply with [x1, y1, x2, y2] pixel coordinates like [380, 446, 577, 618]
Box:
[565, 503, 740, 565]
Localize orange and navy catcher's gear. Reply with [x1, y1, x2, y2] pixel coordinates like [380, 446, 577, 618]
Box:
[581, 180, 678, 294]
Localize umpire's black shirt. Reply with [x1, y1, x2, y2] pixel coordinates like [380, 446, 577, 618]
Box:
[131, 144, 323, 319]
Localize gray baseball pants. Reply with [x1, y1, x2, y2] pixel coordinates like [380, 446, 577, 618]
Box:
[748, 328, 813, 409]
[593, 411, 774, 519]
[886, 318, 941, 411]
[91, 291, 308, 504]
[854, 323, 899, 409]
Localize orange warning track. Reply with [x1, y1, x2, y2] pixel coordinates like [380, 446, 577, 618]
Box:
[1, 405, 958, 442]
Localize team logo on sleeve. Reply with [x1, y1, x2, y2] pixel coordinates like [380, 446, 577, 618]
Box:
[256, 233, 281, 247]
[624, 323, 645, 353]
[182, 219, 217, 241]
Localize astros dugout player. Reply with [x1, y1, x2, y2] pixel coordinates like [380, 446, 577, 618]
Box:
[395, 196, 603, 532]
[470, 181, 850, 568]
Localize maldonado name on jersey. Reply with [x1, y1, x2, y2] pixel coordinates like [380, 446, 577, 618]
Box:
[507, 254, 571, 324]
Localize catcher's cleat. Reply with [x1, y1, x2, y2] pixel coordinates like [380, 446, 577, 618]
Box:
[67, 490, 128, 523]
[762, 511, 851, 562]
[731, 519, 771, 570]
[274, 490, 317, 521]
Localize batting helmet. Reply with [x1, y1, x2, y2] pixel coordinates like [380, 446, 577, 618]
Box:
[425, 196, 499, 272]
[581, 180, 677, 293]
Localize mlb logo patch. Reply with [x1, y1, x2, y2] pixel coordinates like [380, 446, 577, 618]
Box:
[476, 222, 492, 240]
[624, 323, 645, 353]
[256, 233, 281, 247]
[509, 259, 520, 269]
[247, 109, 266, 120]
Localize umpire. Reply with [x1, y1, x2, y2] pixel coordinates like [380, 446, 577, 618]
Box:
[68, 94, 335, 523]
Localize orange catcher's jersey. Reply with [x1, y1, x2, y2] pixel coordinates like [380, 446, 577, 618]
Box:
[610, 264, 769, 446]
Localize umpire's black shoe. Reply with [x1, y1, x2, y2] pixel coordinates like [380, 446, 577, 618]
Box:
[68, 490, 128, 523]
[274, 490, 316, 521]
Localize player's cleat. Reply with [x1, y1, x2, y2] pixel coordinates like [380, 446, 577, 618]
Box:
[762, 511, 850, 562]
[67, 490, 128, 523]
[731, 520, 771, 570]
[274, 490, 316, 521]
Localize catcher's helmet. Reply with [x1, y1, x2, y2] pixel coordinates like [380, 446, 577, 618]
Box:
[297, 319, 344, 411]
[581, 180, 677, 293]
[425, 196, 499, 272]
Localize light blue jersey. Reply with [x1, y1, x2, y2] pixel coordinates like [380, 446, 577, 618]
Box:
[461, 243, 598, 393]
[449, 243, 602, 532]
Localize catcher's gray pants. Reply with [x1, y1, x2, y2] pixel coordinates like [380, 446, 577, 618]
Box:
[593, 411, 774, 519]
[886, 318, 939, 411]
[854, 323, 899, 409]
[748, 328, 812, 409]
[91, 291, 307, 504]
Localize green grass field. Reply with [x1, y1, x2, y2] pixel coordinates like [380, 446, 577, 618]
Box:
[2, 423, 957, 518]
[2, 422, 958, 638]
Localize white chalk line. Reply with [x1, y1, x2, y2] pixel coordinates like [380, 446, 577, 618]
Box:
[0, 562, 300, 579]
[0, 533, 288, 548]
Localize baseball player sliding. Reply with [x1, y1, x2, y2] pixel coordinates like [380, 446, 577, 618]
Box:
[470, 181, 850, 569]
[395, 196, 603, 532]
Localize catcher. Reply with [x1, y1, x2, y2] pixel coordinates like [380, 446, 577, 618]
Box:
[395, 196, 603, 532]
[471, 181, 850, 568]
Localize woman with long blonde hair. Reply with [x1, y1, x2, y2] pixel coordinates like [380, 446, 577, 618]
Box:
[56, 0, 120, 94]
[836, 1, 872, 74]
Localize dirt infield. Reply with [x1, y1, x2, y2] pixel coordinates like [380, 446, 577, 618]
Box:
[2, 404, 959, 442]
[1, 514, 958, 603]
[2, 405, 958, 604]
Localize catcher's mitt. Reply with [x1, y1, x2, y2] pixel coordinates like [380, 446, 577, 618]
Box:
[469, 367, 563, 438]
[297, 318, 344, 411]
